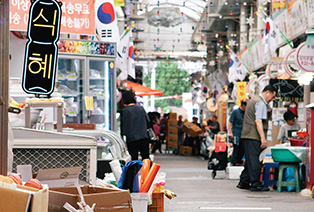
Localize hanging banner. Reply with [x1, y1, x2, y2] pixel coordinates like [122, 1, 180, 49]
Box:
[9, 0, 95, 35]
[22, 0, 62, 96]
[236, 82, 247, 105]
[307, 0, 314, 28]
[295, 42, 314, 72]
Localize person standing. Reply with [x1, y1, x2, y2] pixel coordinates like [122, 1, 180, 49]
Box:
[237, 85, 277, 191]
[177, 115, 184, 145]
[207, 115, 220, 138]
[277, 110, 301, 144]
[122, 91, 150, 160]
[228, 100, 247, 166]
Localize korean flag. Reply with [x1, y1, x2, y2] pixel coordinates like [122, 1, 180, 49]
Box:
[95, 0, 120, 43]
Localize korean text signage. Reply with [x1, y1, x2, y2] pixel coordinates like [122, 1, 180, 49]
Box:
[295, 42, 314, 72]
[22, 0, 62, 96]
[9, 0, 95, 35]
[236, 82, 247, 105]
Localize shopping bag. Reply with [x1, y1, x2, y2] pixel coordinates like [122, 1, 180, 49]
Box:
[147, 128, 157, 141]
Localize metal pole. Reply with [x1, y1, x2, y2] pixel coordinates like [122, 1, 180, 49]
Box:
[0, 0, 9, 175]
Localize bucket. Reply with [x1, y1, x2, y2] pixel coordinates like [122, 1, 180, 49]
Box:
[131, 193, 149, 212]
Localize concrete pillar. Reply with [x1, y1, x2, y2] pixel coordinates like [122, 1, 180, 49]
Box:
[240, 5, 248, 50]
[0, 0, 9, 175]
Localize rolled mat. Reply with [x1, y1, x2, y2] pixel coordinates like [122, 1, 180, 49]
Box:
[140, 159, 151, 189]
[140, 163, 160, 193]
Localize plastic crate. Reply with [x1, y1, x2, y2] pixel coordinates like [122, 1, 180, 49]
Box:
[289, 138, 306, 146]
[271, 148, 302, 162]
[148, 192, 164, 212]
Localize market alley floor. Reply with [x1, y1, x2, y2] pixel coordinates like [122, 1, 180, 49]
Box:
[152, 151, 313, 212]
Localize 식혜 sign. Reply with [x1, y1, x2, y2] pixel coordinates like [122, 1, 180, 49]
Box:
[22, 0, 62, 96]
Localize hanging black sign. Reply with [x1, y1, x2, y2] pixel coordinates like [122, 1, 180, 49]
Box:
[22, 0, 62, 96]
[269, 79, 304, 102]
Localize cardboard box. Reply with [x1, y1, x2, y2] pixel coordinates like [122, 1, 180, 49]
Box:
[49, 186, 131, 212]
[0, 184, 48, 212]
[36, 167, 81, 188]
[168, 133, 178, 141]
[226, 166, 244, 179]
[168, 113, 177, 120]
[188, 125, 202, 137]
[167, 141, 178, 149]
[179, 146, 192, 156]
[182, 122, 194, 133]
[167, 126, 178, 134]
[167, 119, 178, 127]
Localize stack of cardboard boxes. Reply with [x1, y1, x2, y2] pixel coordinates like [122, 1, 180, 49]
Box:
[180, 121, 202, 156]
[167, 113, 178, 150]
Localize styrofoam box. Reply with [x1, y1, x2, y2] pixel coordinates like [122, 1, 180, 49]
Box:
[226, 166, 244, 180]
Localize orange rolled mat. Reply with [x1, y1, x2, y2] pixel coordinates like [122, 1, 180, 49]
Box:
[140, 163, 160, 193]
[140, 159, 151, 189]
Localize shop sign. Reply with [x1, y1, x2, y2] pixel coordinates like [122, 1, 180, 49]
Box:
[284, 49, 299, 76]
[247, 78, 257, 98]
[272, 0, 286, 9]
[236, 82, 247, 105]
[114, 0, 124, 6]
[58, 40, 115, 57]
[258, 74, 270, 92]
[295, 42, 314, 72]
[22, 0, 62, 96]
[270, 79, 304, 102]
[9, 0, 95, 35]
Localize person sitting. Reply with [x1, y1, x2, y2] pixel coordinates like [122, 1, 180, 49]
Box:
[277, 110, 301, 144]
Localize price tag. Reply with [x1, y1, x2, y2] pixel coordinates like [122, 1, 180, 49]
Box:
[97, 93, 105, 100]
[67, 111, 77, 117]
[67, 75, 77, 81]
[58, 74, 65, 80]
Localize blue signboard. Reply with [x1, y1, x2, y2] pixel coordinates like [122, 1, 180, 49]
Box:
[22, 0, 62, 96]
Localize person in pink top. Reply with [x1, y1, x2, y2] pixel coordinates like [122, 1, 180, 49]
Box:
[150, 113, 162, 153]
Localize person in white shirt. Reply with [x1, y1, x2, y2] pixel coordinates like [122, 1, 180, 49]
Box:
[277, 110, 301, 144]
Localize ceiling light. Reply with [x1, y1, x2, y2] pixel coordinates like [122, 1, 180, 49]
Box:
[225, 2, 228, 5]
[243, 2, 247, 5]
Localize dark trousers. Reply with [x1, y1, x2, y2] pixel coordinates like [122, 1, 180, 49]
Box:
[127, 139, 150, 161]
[239, 138, 264, 187]
[152, 139, 162, 153]
[231, 139, 245, 166]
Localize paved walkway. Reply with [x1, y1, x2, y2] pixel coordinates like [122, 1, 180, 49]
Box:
[152, 152, 313, 212]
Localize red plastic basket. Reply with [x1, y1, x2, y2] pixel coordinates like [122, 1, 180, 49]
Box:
[289, 138, 306, 146]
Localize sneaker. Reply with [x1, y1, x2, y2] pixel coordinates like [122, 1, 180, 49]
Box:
[236, 183, 250, 190]
[249, 186, 270, 192]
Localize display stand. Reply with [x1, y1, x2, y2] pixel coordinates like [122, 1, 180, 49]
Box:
[24, 101, 64, 132]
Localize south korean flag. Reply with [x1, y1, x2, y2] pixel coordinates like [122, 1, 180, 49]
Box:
[95, 0, 120, 43]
